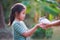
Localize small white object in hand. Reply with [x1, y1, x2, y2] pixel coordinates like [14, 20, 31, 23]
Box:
[39, 17, 51, 28]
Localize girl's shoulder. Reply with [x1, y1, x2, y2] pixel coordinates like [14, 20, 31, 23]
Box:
[12, 20, 24, 26]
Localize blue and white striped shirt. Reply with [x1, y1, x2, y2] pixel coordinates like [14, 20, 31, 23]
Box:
[12, 20, 30, 40]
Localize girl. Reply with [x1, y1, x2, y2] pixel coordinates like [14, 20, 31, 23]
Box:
[9, 3, 41, 40]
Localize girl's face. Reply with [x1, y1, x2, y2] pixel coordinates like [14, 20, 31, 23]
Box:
[17, 9, 26, 21]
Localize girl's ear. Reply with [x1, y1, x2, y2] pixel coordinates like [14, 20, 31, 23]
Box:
[15, 12, 19, 17]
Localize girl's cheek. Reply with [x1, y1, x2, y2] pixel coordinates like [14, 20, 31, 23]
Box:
[22, 14, 25, 19]
[24, 14, 26, 18]
[20, 16, 22, 19]
[19, 14, 25, 20]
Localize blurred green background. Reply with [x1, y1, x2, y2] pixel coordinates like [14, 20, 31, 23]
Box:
[0, 0, 60, 40]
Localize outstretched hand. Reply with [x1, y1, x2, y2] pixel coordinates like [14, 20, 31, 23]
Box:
[36, 23, 51, 29]
[36, 23, 47, 29]
[40, 23, 52, 29]
[39, 23, 47, 29]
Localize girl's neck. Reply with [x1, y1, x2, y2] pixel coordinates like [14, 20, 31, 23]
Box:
[15, 18, 22, 21]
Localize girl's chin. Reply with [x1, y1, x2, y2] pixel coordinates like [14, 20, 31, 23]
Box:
[19, 18, 25, 21]
[22, 19, 25, 21]
[20, 19, 25, 21]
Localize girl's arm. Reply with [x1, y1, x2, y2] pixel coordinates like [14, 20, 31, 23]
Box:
[22, 24, 40, 37]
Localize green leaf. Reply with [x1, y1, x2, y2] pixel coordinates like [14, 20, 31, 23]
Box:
[49, 14, 54, 21]
[43, 5, 59, 16]
[22, 1, 31, 14]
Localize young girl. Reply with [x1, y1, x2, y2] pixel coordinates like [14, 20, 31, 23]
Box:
[9, 3, 41, 40]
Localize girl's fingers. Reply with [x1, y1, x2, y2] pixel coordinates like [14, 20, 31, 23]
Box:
[39, 23, 49, 29]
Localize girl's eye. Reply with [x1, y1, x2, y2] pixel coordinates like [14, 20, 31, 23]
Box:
[23, 13, 24, 15]
[23, 13, 24, 14]
[23, 12, 25, 14]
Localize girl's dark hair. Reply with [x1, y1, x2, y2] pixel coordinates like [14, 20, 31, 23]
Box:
[9, 3, 26, 25]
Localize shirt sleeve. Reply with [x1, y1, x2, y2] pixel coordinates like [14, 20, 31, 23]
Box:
[13, 22, 28, 35]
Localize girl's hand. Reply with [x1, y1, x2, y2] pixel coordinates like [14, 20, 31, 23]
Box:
[39, 23, 47, 29]
[35, 23, 51, 29]
[35, 23, 47, 29]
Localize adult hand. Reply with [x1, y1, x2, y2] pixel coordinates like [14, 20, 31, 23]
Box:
[40, 23, 52, 29]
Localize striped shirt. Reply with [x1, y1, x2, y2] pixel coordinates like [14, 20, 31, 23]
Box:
[11, 20, 30, 40]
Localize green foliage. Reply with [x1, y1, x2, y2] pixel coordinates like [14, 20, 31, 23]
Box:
[43, 5, 59, 16]
[38, 0, 59, 16]
[45, 28, 53, 38]
[22, 1, 31, 14]
[32, 28, 45, 38]
[32, 24, 53, 39]
[32, 24, 45, 38]
[49, 14, 54, 21]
